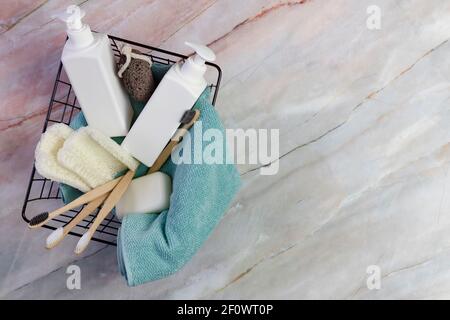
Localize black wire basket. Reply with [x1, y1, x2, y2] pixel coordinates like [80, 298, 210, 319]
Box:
[21, 34, 222, 246]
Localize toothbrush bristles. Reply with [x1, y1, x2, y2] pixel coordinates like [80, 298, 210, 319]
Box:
[180, 110, 195, 124]
[29, 212, 49, 227]
[75, 232, 91, 254]
[46, 227, 64, 248]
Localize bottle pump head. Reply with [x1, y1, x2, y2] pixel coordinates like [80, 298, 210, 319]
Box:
[54, 5, 93, 48]
[180, 42, 216, 83]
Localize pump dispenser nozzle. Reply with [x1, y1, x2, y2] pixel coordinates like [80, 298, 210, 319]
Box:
[185, 41, 216, 64]
[180, 42, 216, 84]
[54, 5, 93, 48]
[53, 5, 85, 30]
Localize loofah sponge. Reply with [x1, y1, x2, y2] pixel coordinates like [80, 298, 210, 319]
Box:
[57, 127, 125, 189]
[119, 49, 155, 102]
[35, 124, 91, 192]
[57, 127, 139, 188]
[57, 127, 139, 189]
[35, 123, 139, 192]
[85, 127, 139, 172]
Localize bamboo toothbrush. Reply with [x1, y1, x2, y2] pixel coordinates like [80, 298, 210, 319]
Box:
[74, 109, 200, 254]
[28, 176, 122, 228]
[75, 170, 135, 254]
[148, 109, 200, 174]
[45, 193, 108, 249]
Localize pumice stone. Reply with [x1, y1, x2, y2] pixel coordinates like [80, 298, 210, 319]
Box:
[118, 48, 155, 102]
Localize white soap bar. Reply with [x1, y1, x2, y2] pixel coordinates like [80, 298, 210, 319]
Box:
[115, 172, 172, 218]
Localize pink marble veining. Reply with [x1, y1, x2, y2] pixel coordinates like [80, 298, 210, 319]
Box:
[0, 0, 218, 216]
[0, 0, 282, 217]
[0, 0, 46, 33]
[0, 0, 282, 294]
[3, 0, 450, 300]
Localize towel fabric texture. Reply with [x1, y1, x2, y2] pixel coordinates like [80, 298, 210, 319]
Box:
[60, 63, 241, 286]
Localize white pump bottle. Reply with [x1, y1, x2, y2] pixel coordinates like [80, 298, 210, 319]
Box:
[122, 42, 216, 167]
[55, 5, 133, 137]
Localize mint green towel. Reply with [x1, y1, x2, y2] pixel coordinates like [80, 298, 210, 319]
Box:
[118, 96, 241, 286]
[60, 64, 241, 286]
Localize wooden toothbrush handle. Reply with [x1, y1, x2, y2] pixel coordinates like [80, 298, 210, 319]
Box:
[63, 194, 108, 237]
[48, 177, 121, 220]
[148, 141, 177, 174]
[147, 110, 200, 174]
[89, 170, 135, 233]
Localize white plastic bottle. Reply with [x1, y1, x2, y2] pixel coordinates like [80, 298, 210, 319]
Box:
[122, 42, 216, 166]
[55, 5, 133, 137]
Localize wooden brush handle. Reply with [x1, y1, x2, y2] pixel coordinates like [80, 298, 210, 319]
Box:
[46, 194, 109, 249]
[63, 194, 108, 237]
[48, 177, 121, 220]
[146, 110, 200, 175]
[75, 171, 135, 254]
[148, 141, 176, 174]
[88, 170, 135, 234]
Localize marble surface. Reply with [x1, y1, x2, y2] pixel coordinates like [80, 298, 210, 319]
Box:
[1, 0, 450, 299]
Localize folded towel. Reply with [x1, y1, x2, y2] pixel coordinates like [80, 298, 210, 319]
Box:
[61, 63, 241, 286]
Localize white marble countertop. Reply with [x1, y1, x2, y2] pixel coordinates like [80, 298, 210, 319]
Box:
[1, 0, 450, 299]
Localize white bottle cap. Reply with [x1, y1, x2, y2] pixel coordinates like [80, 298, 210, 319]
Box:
[53, 5, 94, 48]
[180, 42, 216, 83]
